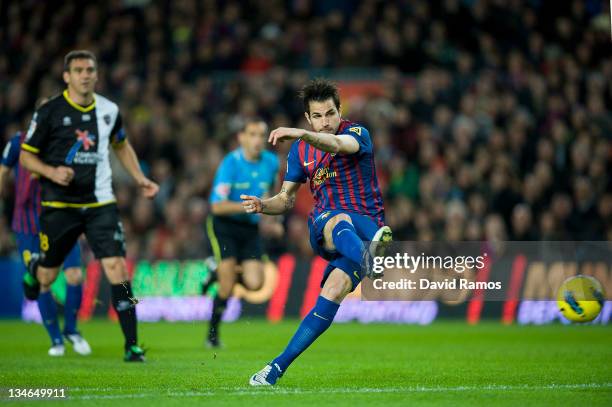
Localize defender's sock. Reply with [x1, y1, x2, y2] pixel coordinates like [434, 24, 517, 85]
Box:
[209, 296, 227, 341]
[37, 291, 63, 346]
[111, 282, 138, 350]
[63, 283, 82, 335]
[332, 220, 366, 264]
[272, 296, 340, 372]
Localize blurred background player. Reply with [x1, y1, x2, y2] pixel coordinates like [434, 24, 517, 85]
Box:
[19, 50, 159, 362]
[242, 79, 392, 385]
[1, 126, 90, 357]
[204, 118, 280, 348]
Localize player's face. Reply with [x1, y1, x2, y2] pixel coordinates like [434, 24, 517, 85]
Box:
[305, 99, 341, 134]
[63, 58, 98, 96]
[239, 121, 267, 159]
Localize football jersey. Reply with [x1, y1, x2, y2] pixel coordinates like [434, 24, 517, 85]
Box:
[210, 148, 279, 224]
[21, 90, 126, 207]
[284, 119, 385, 226]
[1, 131, 41, 234]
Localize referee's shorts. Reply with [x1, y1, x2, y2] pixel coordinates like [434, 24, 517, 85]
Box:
[206, 215, 263, 262]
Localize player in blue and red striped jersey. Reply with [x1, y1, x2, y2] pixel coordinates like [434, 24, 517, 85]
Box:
[1, 129, 91, 357]
[242, 78, 392, 386]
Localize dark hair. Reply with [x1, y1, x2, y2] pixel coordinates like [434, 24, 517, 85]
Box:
[299, 78, 340, 114]
[64, 50, 97, 71]
[240, 116, 267, 133]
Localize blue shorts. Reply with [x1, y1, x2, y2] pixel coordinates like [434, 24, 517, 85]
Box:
[16, 233, 81, 270]
[308, 210, 381, 291]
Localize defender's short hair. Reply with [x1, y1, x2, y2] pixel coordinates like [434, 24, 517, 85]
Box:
[240, 117, 267, 133]
[299, 78, 340, 114]
[64, 50, 97, 71]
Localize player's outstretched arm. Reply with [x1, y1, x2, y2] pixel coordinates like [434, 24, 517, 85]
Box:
[269, 127, 359, 154]
[19, 150, 74, 186]
[112, 140, 159, 199]
[241, 181, 300, 215]
[210, 200, 248, 216]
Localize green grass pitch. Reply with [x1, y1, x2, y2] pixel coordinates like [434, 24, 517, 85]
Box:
[0, 319, 610, 406]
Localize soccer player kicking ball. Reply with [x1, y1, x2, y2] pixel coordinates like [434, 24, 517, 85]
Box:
[2, 129, 90, 357]
[242, 79, 392, 386]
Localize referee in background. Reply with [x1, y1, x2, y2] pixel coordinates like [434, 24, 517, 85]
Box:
[204, 118, 281, 347]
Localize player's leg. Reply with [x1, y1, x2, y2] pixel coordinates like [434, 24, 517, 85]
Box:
[62, 241, 91, 355]
[18, 233, 64, 354]
[23, 207, 82, 298]
[100, 256, 142, 360]
[322, 213, 366, 264]
[323, 212, 392, 277]
[351, 213, 393, 260]
[62, 242, 82, 336]
[26, 207, 82, 356]
[272, 268, 350, 368]
[205, 215, 241, 348]
[84, 204, 143, 361]
[36, 264, 64, 356]
[240, 259, 264, 291]
[208, 257, 237, 347]
[237, 226, 265, 291]
[250, 266, 352, 386]
[201, 256, 219, 295]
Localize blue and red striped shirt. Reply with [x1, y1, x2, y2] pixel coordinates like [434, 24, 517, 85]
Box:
[285, 119, 385, 226]
[1, 131, 42, 235]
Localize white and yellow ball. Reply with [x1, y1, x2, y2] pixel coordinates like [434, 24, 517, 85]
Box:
[557, 275, 605, 323]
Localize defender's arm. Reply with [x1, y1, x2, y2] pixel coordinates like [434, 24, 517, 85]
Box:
[113, 140, 159, 199]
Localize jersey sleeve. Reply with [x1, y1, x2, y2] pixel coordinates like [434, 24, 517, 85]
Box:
[111, 112, 127, 147]
[1, 133, 22, 168]
[21, 108, 51, 154]
[210, 156, 234, 203]
[340, 125, 372, 154]
[284, 141, 307, 183]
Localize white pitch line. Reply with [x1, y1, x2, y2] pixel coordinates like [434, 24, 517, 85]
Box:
[64, 383, 612, 400]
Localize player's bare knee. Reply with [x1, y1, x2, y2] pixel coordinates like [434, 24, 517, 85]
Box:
[323, 214, 353, 251]
[321, 282, 350, 303]
[242, 273, 263, 291]
[321, 269, 352, 302]
[101, 256, 128, 284]
[217, 281, 234, 298]
[216, 259, 237, 298]
[217, 260, 237, 281]
[326, 214, 352, 233]
[64, 267, 83, 285]
[37, 266, 60, 286]
[241, 261, 264, 291]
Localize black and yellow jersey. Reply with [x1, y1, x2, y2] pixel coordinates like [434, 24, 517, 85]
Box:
[22, 90, 126, 207]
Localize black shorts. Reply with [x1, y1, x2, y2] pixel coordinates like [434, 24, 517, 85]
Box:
[206, 215, 263, 262]
[39, 203, 126, 268]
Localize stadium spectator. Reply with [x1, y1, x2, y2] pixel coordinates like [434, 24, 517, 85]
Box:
[1, 0, 611, 261]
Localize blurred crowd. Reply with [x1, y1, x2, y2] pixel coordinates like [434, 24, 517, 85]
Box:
[1, 0, 611, 261]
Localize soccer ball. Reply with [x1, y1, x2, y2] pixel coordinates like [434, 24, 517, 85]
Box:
[557, 275, 605, 323]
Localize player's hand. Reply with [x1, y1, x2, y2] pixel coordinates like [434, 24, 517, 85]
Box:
[51, 166, 75, 186]
[138, 177, 159, 199]
[241, 194, 263, 213]
[268, 127, 304, 146]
